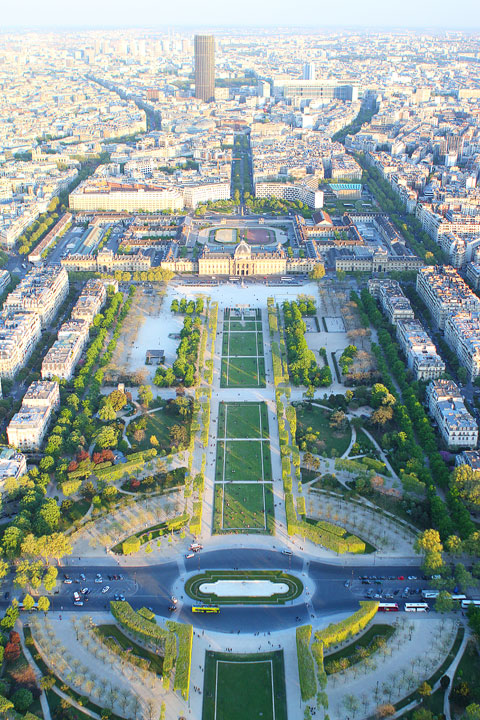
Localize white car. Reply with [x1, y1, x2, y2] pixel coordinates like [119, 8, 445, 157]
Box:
[63, 578, 73, 584]
[94, 577, 103, 583]
[101, 586, 110, 594]
[407, 576, 417, 581]
[185, 553, 195, 559]
[281, 549, 293, 556]
[171, 597, 178, 604]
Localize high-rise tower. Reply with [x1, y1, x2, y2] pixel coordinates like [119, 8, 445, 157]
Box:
[194, 34, 215, 102]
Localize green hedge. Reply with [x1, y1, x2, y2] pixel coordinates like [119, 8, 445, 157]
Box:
[313, 601, 378, 652]
[296, 625, 317, 701]
[122, 537, 141, 555]
[167, 620, 193, 700]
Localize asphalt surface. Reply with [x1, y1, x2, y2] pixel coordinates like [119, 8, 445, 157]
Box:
[0, 550, 429, 633]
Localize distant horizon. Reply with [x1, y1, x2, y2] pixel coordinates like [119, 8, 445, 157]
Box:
[1, 0, 480, 33]
[2, 24, 480, 33]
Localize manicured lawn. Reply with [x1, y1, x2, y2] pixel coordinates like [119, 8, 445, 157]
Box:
[296, 403, 351, 457]
[221, 356, 266, 388]
[202, 650, 287, 720]
[185, 570, 303, 604]
[127, 407, 183, 453]
[223, 329, 263, 357]
[96, 624, 164, 675]
[218, 401, 269, 439]
[401, 687, 445, 719]
[450, 639, 480, 715]
[216, 440, 272, 483]
[215, 482, 274, 533]
[224, 320, 261, 332]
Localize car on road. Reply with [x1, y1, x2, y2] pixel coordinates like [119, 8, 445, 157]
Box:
[168, 605, 177, 612]
[398, 576, 405, 580]
[407, 576, 417, 580]
[95, 575, 103, 583]
[81, 588, 90, 595]
[344, 580, 350, 588]
[361, 579, 371, 584]
[63, 578, 73, 584]
[114, 593, 125, 601]
[185, 553, 195, 559]
[171, 597, 178, 604]
[80, 574, 86, 582]
[101, 586, 110, 594]
[281, 549, 293, 556]
[73, 600, 84, 606]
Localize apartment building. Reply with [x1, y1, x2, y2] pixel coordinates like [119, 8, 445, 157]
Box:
[7, 381, 60, 450]
[182, 181, 230, 209]
[427, 379, 478, 449]
[41, 320, 90, 381]
[368, 279, 415, 325]
[254, 182, 324, 210]
[0, 270, 10, 294]
[466, 262, 480, 290]
[0, 312, 42, 379]
[444, 311, 480, 381]
[396, 319, 445, 380]
[69, 180, 184, 212]
[71, 278, 108, 323]
[0, 448, 27, 489]
[4, 266, 69, 328]
[416, 265, 480, 329]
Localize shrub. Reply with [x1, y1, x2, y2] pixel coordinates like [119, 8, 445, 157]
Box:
[313, 601, 378, 651]
[296, 625, 316, 701]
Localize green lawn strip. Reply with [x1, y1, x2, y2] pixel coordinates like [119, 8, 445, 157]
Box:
[4, 642, 44, 718]
[226, 330, 262, 357]
[449, 638, 480, 715]
[184, 570, 303, 605]
[353, 429, 383, 461]
[220, 356, 266, 388]
[202, 650, 287, 720]
[392, 626, 465, 714]
[224, 320, 258, 332]
[296, 404, 351, 457]
[220, 401, 268, 439]
[95, 624, 164, 675]
[23, 627, 123, 720]
[224, 440, 268, 482]
[222, 483, 267, 530]
[214, 483, 274, 534]
[323, 624, 394, 673]
[296, 625, 317, 701]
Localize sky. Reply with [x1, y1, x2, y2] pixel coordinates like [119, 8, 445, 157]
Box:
[2, 0, 480, 29]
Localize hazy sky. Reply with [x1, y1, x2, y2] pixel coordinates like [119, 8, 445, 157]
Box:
[2, 0, 480, 29]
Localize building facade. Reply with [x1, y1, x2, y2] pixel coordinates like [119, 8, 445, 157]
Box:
[194, 34, 215, 103]
[427, 379, 478, 449]
[7, 381, 60, 450]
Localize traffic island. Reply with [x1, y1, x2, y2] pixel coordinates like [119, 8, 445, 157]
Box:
[184, 569, 303, 605]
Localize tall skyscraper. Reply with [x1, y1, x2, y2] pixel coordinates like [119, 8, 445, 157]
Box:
[194, 34, 215, 102]
[302, 62, 316, 81]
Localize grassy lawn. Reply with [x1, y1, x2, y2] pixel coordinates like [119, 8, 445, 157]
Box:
[324, 624, 394, 673]
[296, 403, 352, 457]
[224, 320, 262, 332]
[214, 482, 274, 533]
[216, 440, 272, 483]
[202, 650, 287, 720]
[221, 356, 266, 388]
[96, 624, 164, 675]
[46, 688, 93, 720]
[450, 639, 480, 715]
[353, 428, 382, 461]
[223, 329, 263, 357]
[401, 687, 445, 719]
[127, 407, 183, 453]
[218, 402, 269, 439]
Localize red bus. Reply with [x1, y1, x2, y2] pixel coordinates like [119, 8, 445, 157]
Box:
[378, 603, 399, 612]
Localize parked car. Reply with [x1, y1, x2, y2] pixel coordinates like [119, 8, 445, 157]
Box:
[101, 586, 110, 594]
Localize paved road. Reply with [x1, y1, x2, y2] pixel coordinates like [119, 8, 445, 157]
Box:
[0, 550, 427, 633]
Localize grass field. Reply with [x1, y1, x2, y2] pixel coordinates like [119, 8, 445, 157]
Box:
[218, 402, 269, 439]
[222, 329, 263, 357]
[127, 406, 185, 453]
[296, 403, 352, 457]
[217, 483, 274, 531]
[221, 356, 266, 388]
[215, 440, 272, 483]
[202, 650, 287, 720]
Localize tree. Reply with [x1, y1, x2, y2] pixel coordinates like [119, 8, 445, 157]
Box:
[418, 681, 432, 698]
[376, 705, 395, 718]
[96, 426, 118, 449]
[22, 594, 35, 611]
[40, 674, 56, 691]
[37, 596, 50, 615]
[412, 710, 435, 720]
[109, 389, 127, 412]
[0, 696, 14, 714]
[435, 591, 454, 614]
[138, 385, 153, 408]
[465, 704, 480, 720]
[35, 498, 60, 534]
[99, 402, 116, 421]
[310, 263, 325, 280]
[371, 383, 396, 408]
[12, 688, 33, 713]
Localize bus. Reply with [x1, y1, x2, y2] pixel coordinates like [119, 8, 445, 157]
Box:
[451, 595, 467, 602]
[404, 603, 429, 612]
[378, 603, 399, 612]
[461, 600, 480, 609]
[421, 590, 439, 599]
[191, 606, 220, 614]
